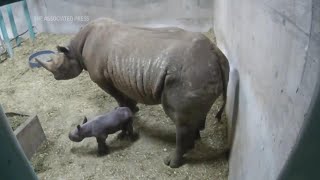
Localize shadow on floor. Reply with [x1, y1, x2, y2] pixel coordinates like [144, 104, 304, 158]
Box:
[133, 116, 229, 164]
[70, 133, 138, 157]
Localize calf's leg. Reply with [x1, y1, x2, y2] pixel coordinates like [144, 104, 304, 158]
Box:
[96, 136, 109, 156]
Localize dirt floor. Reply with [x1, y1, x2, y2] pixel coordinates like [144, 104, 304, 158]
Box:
[7, 114, 27, 131]
[6, 113, 29, 131]
[0, 32, 228, 180]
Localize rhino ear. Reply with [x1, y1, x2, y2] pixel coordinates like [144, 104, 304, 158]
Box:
[57, 45, 69, 55]
[77, 125, 81, 131]
[83, 116, 88, 124]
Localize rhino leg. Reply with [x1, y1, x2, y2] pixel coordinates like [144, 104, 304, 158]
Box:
[119, 97, 139, 113]
[161, 107, 198, 167]
[161, 80, 212, 168]
[118, 118, 138, 141]
[96, 136, 109, 156]
[195, 130, 201, 140]
[195, 118, 206, 140]
[96, 82, 139, 113]
[164, 125, 197, 168]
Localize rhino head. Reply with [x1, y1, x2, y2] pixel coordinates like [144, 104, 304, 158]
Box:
[36, 46, 84, 80]
[68, 116, 88, 142]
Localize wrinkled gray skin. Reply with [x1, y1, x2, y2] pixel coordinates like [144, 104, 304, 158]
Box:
[36, 18, 230, 168]
[69, 107, 134, 155]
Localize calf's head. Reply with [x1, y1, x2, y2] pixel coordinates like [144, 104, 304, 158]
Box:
[68, 117, 88, 142]
[36, 46, 83, 80]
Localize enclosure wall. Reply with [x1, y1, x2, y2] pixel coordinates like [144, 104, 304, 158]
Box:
[0, 0, 213, 38]
[213, 0, 320, 179]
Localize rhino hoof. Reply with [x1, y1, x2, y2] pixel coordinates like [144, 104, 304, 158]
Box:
[164, 153, 183, 168]
[97, 149, 109, 156]
[129, 132, 139, 141]
[97, 146, 109, 156]
[195, 130, 201, 140]
[117, 131, 139, 141]
[132, 106, 139, 113]
[117, 131, 127, 140]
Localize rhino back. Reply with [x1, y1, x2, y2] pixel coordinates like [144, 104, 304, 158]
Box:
[82, 22, 218, 104]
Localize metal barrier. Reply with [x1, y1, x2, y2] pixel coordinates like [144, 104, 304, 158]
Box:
[0, 105, 38, 180]
[0, 0, 35, 58]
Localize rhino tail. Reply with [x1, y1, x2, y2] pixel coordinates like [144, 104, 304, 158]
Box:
[215, 61, 227, 122]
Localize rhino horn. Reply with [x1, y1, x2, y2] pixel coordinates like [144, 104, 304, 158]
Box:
[35, 58, 56, 72]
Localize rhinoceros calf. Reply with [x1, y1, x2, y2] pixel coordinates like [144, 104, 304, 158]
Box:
[69, 107, 134, 155]
[36, 17, 229, 168]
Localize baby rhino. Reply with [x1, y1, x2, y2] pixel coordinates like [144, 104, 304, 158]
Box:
[69, 107, 135, 155]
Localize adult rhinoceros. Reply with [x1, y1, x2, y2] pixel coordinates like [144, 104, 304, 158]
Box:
[36, 18, 229, 168]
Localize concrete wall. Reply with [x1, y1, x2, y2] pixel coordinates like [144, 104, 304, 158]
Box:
[0, 0, 213, 39]
[213, 0, 320, 179]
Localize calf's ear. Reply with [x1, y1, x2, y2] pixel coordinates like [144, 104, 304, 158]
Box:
[83, 116, 88, 124]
